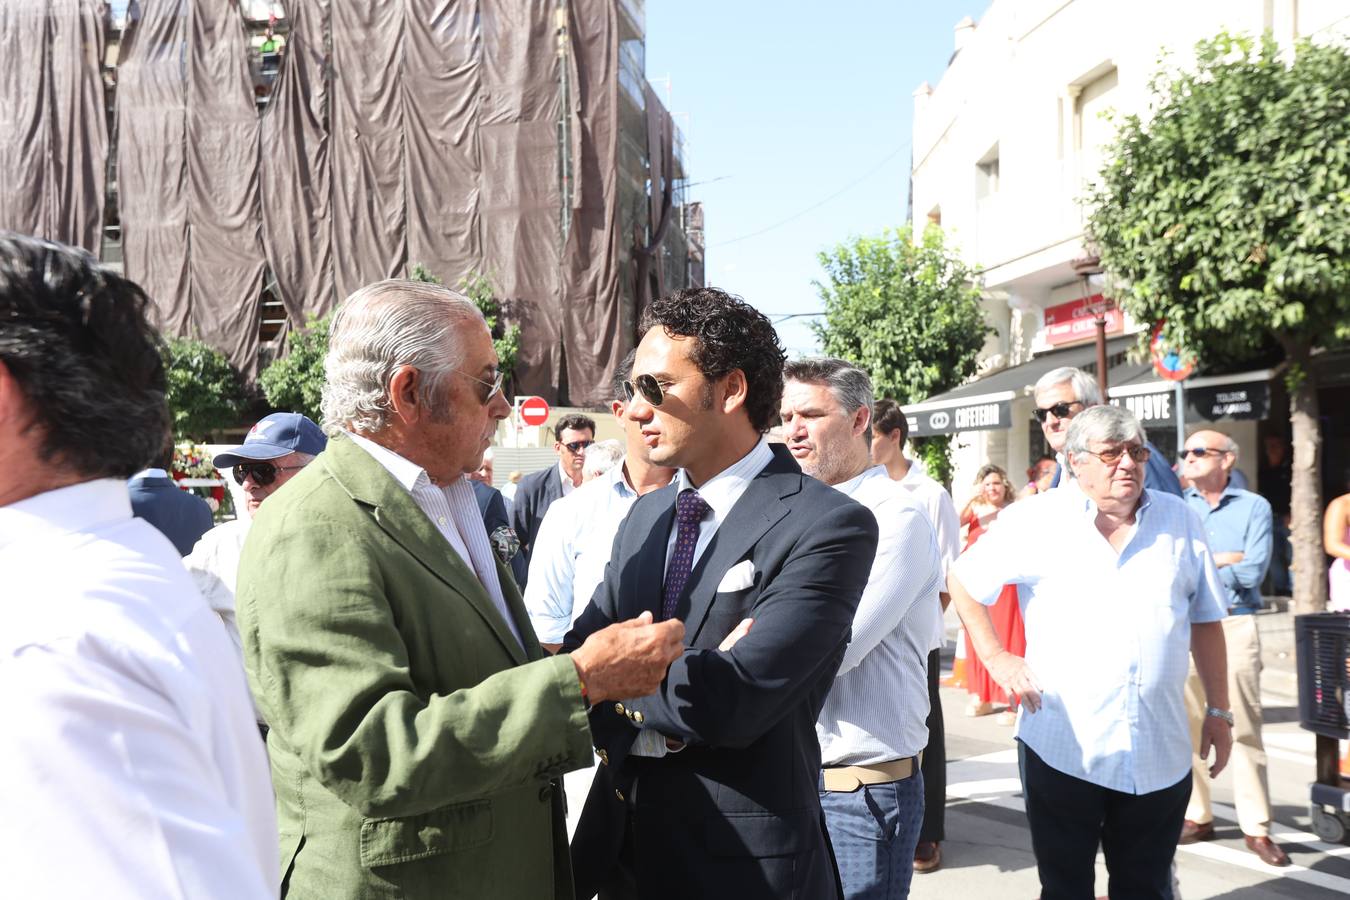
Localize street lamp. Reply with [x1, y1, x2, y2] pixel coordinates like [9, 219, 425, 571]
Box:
[1071, 254, 1113, 396]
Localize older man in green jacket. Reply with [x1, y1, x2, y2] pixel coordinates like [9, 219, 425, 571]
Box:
[237, 279, 683, 899]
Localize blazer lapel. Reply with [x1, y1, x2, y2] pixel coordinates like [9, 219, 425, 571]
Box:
[679, 451, 799, 644]
[325, 435, 529, 666]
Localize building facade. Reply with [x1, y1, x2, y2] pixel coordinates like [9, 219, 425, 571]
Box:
[908, 0, 1349, 503]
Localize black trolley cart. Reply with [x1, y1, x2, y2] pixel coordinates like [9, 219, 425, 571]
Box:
[1295, 612, 1350, 843]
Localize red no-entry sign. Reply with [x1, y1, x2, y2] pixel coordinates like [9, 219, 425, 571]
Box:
[518, 396, 550, 427]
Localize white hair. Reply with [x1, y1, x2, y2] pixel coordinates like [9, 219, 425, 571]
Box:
[1034, 366, 1103, 407]
[1064, 404, 1146, 458]
[320, 279, 485, 436]
[582, 439, 624, 480]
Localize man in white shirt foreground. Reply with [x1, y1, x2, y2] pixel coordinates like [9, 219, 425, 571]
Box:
[0, 233, 277, 898]
[870, 397, 960, 873]
[779, 359, 945, 900]
[950, 404, 1232, 900]
[185, 411, 326, 661]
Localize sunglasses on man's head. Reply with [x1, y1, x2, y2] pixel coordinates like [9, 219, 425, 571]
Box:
[1032, 401, 1083, 423]
[561, 439, 595, 455]
[233, 461, 307, 487]
[1180, 447, 1229, 460]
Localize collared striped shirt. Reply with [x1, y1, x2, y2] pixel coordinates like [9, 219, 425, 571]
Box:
[346, 432, 522, 650]
[817, 466, 944, 764]
[951, 484, 1226, 794]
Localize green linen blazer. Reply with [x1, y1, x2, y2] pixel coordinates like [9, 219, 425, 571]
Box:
[237, 433, 595, 899]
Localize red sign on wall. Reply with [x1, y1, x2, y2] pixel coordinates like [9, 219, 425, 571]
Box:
[1043, 294, 1124, 346]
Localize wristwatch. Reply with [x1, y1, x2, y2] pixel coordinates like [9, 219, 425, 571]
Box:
[1205, 706, 1235, 726]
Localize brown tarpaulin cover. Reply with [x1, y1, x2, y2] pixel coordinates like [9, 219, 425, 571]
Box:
[262, 0, 623, 404]
[0, 0, 107, 253]
[117, 0, 265, 374]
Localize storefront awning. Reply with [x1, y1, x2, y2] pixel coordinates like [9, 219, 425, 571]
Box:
[903, 336, 1273, 436]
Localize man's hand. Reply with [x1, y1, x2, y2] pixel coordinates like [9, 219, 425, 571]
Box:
[1213, 551, 1245, 568]
[987, 650, 1043, 713]
[569, 611, 684, 703]
[718, 617, 753, 652]
[1198, 715, 1233, 778]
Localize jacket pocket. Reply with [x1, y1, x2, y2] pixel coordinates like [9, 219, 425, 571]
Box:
[703, 809, 813, 857]
[359, 799, 493, 868]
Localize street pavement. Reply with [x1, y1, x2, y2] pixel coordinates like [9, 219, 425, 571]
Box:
[914, 604, 1350, 899]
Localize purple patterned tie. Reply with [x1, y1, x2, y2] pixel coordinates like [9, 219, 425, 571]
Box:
[662, 489, 710, 620]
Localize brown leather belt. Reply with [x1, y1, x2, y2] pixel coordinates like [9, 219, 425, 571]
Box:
[821, 756, 917, 792]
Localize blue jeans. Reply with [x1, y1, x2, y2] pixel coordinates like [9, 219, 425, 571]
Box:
[819, 769, 925, 900]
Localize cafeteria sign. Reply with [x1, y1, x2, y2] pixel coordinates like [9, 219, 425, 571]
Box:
[909, 398, 1012, 437]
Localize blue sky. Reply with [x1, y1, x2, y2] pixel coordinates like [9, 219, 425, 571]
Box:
[647, 1, 990, 356]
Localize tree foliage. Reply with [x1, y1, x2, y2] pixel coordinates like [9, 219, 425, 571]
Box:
[163, 337, 249, 440]
[258, 314, 330, 422]
[1086, 32, 1350, 359]
[409, 263, 522, 382]
[811, 225, 990, 486]
[812, 224, 990, 403]
[1086, 32, 1350, 612]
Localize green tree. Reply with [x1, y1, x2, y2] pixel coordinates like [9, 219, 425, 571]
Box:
[258, 314, 331, 422]
[812, 224, 991, 487]
[409, 263, 522, 384]
[1086, 32, 1350, 614]
[163, 337, 249, 441]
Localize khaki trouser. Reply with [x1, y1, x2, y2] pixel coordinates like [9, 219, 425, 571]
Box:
[1185, 613, 1271, 836]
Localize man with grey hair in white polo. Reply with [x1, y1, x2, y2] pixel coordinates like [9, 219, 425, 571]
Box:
[1034, 365, 1183, 497]
[951, 404, 1231, 900]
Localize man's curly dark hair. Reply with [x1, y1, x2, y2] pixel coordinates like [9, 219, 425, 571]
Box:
[640, 287, 786, 433]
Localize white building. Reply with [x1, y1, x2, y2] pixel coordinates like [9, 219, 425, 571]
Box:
[907, 0, 1349, 503]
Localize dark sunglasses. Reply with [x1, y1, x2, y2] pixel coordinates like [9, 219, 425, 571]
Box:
[232, 461, 307, 487]
[1032, 401, 1083, 423]
[1083, 444, 1151, 466]
[621, 373, 701, 407]
[561, 439, 595, 454]
[1180, 447, 1230, 460]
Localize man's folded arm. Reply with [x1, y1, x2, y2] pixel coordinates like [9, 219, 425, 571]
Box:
[239, 512, 593, 820]
[625, 503, 878, 749]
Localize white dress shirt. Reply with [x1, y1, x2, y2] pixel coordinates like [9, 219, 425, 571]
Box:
[665, 438, 775, 574]
[0, 479, 278, 898]
[347, 432, 523, 649]
[558, 460, 578, 498]
[524, 464, 642, 644]
[897, 460, 960, 651]
[185, 517, 252, 653]
[951, 484, 1228, 794]
[817, 466, 945, 765]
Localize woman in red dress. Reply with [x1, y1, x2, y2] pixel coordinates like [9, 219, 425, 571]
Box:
[959, 464, 1026, 724]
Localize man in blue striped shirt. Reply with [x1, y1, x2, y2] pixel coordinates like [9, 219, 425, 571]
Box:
[1178, 430, 1286, 866]
[780, 359, 945, 900]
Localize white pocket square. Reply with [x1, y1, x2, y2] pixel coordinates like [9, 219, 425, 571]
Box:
[716, 560, 756, 593]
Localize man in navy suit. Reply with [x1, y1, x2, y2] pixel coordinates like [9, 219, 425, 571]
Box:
[1036, 366, 1183, 496]
[565, 287, 879, 900]
[129, 445, 214, 556]
[510, 413, 596, 588]
[471, 476, 526, 586]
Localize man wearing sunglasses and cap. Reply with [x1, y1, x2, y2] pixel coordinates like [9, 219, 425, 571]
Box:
[184, 412, 327, 667]
[1034, 366, 1183, 497]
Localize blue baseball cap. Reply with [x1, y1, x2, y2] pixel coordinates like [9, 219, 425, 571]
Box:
[212, 413, 328, 467]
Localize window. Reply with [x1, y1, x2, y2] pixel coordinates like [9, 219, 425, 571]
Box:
[976, 143, 1000, 199]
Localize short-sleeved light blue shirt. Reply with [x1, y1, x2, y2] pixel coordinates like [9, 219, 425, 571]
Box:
[951, 484, 1227, 794]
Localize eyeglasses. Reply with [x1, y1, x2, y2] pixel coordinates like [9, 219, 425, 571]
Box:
[457, 368, 504, 404]
[561, 439, 595, 455]
[1032, 401, 1083, 423]
[1180, 447, 1230, 460]
[233, 461, 307, 486]
[1082, 444, 1151, 467]
[621, 373, 700, 407]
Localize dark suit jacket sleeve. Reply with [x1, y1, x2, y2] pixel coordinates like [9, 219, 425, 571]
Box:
[624, 501, 877, 750]
[480, 485, 528, 586]
[1145, 439, 1184, 497]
